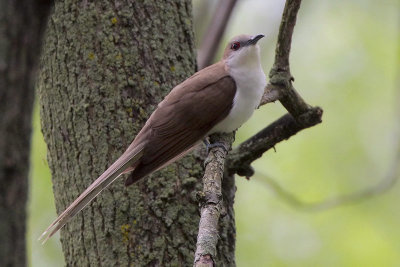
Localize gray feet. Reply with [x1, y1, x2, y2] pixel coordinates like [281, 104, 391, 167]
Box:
[203, 139, 229, 154]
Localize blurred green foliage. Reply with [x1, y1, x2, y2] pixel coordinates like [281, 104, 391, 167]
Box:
[28, 0, 399, 266]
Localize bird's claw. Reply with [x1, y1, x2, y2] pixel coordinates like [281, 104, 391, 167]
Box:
[204, 140, 229, 154]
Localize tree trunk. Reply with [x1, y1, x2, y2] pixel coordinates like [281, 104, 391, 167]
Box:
[38, 1, 236, 266]
[0, 0, 51, 266]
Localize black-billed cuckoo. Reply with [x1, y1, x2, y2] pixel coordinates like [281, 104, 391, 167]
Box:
[40, 34, 267, 242]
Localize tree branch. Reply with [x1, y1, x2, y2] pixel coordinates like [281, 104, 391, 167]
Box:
[256, 139, 400, 211]
[196, 0, 237, 70]
[227, 0, 323, 175]
[194, 133, 234, 267]
[273, 0, 301, 72]
[227, 107, 322, 177]
[252, 49, 400, 211]
[194, 0, 321, 263]
[266, 0, 310, 116]
[193, 1, 238, 264]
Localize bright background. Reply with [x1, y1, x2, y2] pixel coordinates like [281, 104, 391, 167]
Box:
[28, 0, 400, 266]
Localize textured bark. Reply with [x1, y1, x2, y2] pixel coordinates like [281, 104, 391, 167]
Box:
[0, 0, 51, 266]
[194, 133, 236, 266]
[38, 1, 235, 266]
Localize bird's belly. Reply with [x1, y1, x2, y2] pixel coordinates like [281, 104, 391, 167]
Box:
[210, 83, 264, 134]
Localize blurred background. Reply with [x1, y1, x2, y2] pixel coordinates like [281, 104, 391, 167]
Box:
[28, 0, 399, 266]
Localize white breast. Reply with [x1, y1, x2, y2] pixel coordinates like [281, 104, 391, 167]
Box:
[210, 51, 266, 134]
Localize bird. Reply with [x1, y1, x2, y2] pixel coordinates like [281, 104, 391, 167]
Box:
[39, 34, 267, 243]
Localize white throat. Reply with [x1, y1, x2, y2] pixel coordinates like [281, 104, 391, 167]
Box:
[210, 45, 267, 134]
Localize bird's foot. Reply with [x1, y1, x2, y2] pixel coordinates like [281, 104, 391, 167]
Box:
[203, 139, 229, 154]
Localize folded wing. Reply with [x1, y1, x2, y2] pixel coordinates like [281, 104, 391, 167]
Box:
[125, 63, 236, 185]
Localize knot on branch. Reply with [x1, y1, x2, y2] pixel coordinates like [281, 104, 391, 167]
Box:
[296, 106, 323, 127]
[227, 161, 254, 179]
[196, 191, 222, 206]
[236, 164, 254, 179]
[196, 254, 214, 267]
[269, 67, 294, 90]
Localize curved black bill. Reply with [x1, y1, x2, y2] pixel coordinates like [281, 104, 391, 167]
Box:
[247, 34, 265, 46]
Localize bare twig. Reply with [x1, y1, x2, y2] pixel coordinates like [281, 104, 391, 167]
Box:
[194, 133, 234, 267]
[196, 0, 237, 70]
[260, 0, 306, 109]
[229, 0, 400, 208]
[273, 0, 301, 72]
[268, 0, 310, 118]
[228, 0, 322, 176]
[259, 37, 400, 211]
[256, 141, 400, 211]
[227, 107, 322, 177]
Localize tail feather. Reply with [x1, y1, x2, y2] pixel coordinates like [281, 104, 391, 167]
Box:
[39, 144, 145, 244]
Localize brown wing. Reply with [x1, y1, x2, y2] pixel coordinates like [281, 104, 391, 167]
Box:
[125, 63, 236, 185]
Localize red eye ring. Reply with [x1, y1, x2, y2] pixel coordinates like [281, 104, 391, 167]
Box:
[231, 41, 240, 51]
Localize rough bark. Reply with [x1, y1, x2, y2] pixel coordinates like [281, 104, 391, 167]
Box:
[194, 133, 236, 266]
[0, 0, 51, 266]
[38, 1, 235, 266]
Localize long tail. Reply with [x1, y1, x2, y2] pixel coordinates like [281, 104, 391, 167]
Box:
[39, 143, 145, 244]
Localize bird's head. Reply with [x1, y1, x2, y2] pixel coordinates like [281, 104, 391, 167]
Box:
[223, 34, 265, 69]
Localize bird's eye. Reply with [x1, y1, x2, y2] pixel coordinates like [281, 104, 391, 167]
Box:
[231, 42, 240, 51]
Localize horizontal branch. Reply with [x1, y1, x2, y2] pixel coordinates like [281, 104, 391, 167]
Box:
[227, 107, 322, 177]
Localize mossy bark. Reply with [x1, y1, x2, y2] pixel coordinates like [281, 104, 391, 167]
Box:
[0, 0, 51, 266]
[38, 1, 236, 266]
